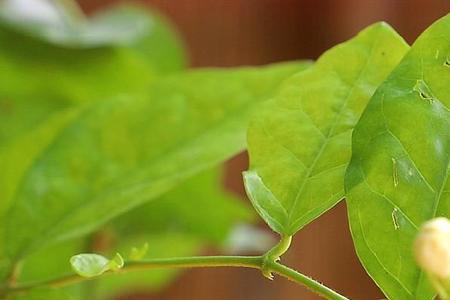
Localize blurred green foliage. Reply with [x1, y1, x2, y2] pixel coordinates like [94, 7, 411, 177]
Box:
[3, 2, 450, 300]
[0, 1, 308, 299]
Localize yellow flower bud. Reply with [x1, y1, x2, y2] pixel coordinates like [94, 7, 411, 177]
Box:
[414, 217, 450, 279]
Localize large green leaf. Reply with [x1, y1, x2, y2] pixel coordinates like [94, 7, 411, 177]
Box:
[0, 61, 308, 278]
[0, 16, 182, 276]
[243, 23, 409, 236]
[0, 4, 184, 230]
[345, 13, 450, 300]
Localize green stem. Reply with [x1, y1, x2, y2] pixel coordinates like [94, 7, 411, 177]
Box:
[261, 235, 292, 279]
[1, 256, 349, 300]
[268, 261, 349, 300]
[265, 235, 292, 261]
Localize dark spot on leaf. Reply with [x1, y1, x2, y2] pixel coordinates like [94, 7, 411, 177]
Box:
[413, 79, 434, 103]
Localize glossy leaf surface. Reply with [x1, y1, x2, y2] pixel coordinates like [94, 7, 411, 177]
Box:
[345, 13, 450, 300]
[244, 23, 409, 235]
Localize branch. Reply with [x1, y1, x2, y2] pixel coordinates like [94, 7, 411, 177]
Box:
[1, 255, 349, 300]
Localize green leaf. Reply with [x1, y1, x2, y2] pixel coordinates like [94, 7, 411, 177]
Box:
[0, 35, 161, 274]
[0, 44, 152, 147]
[0, 31, 173, 150]
[70, 253, 123, 278]
[112, 167, 253, 243]
[0, 3, 185, 234]
[0, 4, 184, 146]
[9, 238, 84, 300]
[345, 13, 450, 300]
[70, 254, 110, 278]
[0, 61, 308, 268]
[244, 22, 409, 236]
[18, 239, 84, 283]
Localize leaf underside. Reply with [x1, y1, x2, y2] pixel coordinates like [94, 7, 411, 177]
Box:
[244, 22, 409, 236]
[345, 13, 450, 300]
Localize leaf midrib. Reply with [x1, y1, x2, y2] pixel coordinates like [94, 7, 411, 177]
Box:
[285, 33, 380, 231]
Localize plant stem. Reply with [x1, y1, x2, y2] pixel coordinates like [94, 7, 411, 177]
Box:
[268, 261, 349, 300]
[265, 235, 292, 260]
[261, 235, 292, 279]
[1, 255, 349, 300]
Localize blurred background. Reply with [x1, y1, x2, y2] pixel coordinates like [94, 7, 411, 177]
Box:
[4, 1, 450, 299]
[71, 1, 450, 299]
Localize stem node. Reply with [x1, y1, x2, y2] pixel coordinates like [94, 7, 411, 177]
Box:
[261, 235, 292, 280]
